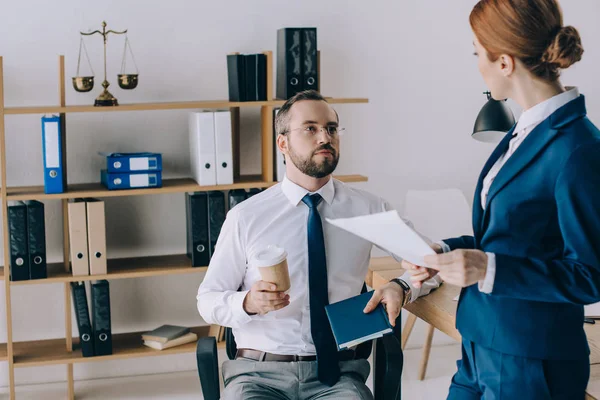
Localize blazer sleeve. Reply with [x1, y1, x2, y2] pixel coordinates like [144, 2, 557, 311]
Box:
[443, 236, 476, 250]
[491, 142, 600, 304]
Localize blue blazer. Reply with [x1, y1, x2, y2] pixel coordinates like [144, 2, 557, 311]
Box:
[445, 95, 600, 360]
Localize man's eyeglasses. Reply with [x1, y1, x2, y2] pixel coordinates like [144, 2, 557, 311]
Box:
[282, 124, 346, 138]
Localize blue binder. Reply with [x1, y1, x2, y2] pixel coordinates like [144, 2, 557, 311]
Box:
[101, 170, 162, 190]
[100, 152, 162, 173]
[325, 291, 394, 350]
[41, 116, 64, 194]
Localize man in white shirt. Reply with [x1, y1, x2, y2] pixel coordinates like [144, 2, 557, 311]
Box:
[197, 90, 441, 400]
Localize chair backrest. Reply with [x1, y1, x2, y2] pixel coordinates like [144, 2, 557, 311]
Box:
[404, 188, 472, 240]
[225, 283, 373, 360]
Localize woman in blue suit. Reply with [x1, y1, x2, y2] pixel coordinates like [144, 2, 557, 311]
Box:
[408, 0, 600, 398]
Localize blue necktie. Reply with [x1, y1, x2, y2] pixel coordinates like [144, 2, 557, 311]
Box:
[302, 193, 340, 386]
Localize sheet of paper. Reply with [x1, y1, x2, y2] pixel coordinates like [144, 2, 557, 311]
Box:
[325, 210, 435, 266]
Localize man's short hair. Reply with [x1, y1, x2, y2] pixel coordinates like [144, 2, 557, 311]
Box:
[274, 90, 338, 136]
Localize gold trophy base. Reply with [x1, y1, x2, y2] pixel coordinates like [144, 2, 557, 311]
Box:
[94, 88, 119, 107]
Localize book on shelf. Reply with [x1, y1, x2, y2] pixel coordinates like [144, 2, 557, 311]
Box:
[143, 331, 198, 350]
[141, 324, 191, 344]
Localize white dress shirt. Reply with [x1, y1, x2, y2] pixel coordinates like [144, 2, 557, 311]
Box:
[197, 176, 442, 356]
[442, 88, 580, 293]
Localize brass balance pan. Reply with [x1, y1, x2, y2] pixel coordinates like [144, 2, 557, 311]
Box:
[118, 74, 138, 90]
[72, 76, 94, 92]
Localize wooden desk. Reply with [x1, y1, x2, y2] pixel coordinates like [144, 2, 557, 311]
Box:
[368, 258, 600, 399]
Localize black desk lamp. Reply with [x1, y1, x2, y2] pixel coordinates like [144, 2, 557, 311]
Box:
[472, 91, 516, 142]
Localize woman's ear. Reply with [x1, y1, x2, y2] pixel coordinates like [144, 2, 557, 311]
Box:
[499, 54, 515, 77]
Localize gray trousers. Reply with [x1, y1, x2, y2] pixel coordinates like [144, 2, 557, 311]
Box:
[221, 358, 374, 400]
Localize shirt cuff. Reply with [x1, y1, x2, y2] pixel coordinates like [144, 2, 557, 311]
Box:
[478, 252, 496, 294]
[230, 290, 254, 325]
[437, 240, 451, 253]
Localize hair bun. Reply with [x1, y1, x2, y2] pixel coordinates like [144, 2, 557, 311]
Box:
[542, 26, 584, 69]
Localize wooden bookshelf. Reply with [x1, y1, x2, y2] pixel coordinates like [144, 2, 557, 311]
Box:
[5, 174, 368, 201]
[10, 254, 207, 286]
[0, 50, 369, 399]
[3, 98, 368, 115]
[12, 325, 223, 368]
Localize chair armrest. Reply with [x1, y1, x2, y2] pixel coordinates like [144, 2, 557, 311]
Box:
[196, 336, 220, 400]
[373, 312, 403, 400]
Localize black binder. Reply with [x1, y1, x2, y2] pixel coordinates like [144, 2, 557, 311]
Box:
[243, 54, 267, 101]
[186, 192, 210, 267]
[8, 201, 29, 281]
[277, 28, 303, 99]
[228, 189, 247, 210]
[71, 282, 95, 357]
[208, 191, 226, 256]
[227, 54, 246, 102]
[301, 28, 318, 92]
[91, 280, 112, 356]
[24, 200, 47, 279]
[244, 54, 257, 102]
[247, 188, 262, 198]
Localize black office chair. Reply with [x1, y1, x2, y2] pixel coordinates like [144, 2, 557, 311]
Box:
[196, 285, 403, 400]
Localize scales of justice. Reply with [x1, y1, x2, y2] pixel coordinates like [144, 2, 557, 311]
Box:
[72, 21, 139, 106]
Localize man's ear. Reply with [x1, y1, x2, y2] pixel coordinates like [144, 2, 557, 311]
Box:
[276, 134, 288, 156]
[499, 54, 515, 77]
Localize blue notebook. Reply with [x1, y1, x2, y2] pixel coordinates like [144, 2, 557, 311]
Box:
[325, 291, 394, 350]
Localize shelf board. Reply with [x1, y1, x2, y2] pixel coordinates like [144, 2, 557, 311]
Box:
[10, 254, 207, 286]
[13, 325, 223, 367]
[5, 174, 368, 201]
[3, 98, 368, 115]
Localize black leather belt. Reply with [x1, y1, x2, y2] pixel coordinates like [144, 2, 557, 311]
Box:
[235, 348, 356, 362]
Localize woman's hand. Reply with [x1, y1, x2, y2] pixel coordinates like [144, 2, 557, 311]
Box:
[423, 249, 488, 288]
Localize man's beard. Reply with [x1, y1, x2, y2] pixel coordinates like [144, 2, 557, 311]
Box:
[287, 143, 339, 178]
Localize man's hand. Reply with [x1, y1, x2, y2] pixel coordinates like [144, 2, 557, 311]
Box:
[405, 243, 443, 288]
[423, 249, 488, 288]
[362, 282, 405, 327]
[243, 281, 290, 315]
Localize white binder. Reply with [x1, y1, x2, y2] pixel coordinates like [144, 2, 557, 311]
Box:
[189, 112, 217, 186]
[213, 110, 234, 185]
[274, 109, 286, 181]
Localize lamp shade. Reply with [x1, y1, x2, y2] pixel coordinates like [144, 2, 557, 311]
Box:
[472, 93, 516, 143]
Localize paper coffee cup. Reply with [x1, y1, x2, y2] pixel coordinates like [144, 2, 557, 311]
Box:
[250, 245, 290, 292]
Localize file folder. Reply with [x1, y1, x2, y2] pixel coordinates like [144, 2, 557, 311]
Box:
[71, 282, 95, 357]
[68, 200, 90, 276]
[8, 201, 29, 281]
[100, 152, 162, 173]
[186, 192, 210, 267]
[85, 198, 107, 275]
[41, 115, 64, 194]
[214, 110, 234, 185]
[189, 112, 217, 186]
[228, 189, 247, 210]
[24, 200, 47, 279]
[247, 188, 262, 199]
[208, 191, 226, 256]
[101, 170, 162, 190]
[227, 54, 246, 102]
[91, 280, 112, 356]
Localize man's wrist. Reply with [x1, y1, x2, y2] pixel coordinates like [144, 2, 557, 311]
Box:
[390, 278, 411, 306]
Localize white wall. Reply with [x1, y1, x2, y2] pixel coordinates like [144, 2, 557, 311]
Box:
[0, 0, 599, 387]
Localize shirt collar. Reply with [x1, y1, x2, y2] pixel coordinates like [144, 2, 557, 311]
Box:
[514, 86, 580, 135]
[282, 175, 335, 207]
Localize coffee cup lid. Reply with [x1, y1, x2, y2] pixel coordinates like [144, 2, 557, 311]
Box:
[250, 245, 287, 268]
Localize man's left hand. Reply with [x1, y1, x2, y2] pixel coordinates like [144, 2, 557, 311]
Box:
[363, 282, 405, 327]
[424, 249, 488, 287]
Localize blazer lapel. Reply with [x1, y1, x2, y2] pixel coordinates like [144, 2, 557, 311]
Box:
[482, 95, 588, 227]
[473, 127, 515, 240]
